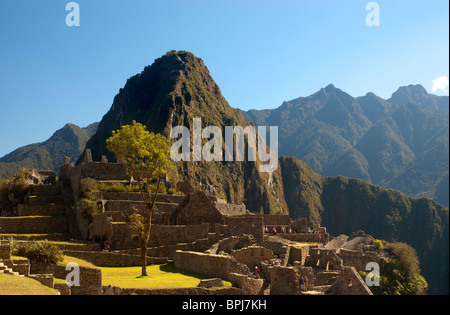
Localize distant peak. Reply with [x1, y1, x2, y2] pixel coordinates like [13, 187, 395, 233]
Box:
[393, 84, 428, 97]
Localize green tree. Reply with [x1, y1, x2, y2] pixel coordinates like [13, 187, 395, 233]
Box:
[106, 121, 174, 276]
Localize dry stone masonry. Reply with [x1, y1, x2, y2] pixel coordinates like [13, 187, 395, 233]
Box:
[0, 157, 378, 295]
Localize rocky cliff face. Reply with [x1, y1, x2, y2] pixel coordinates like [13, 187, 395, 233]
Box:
[82, 50, 288, 215]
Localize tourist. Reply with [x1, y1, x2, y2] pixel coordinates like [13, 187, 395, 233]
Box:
[317, 233, 321, 242]
[304, 276, 309, 291]
[104, 239, 111, 251]
[272, 227, 277, 235]
[300, 276, 305, 291]
[254, 266, 260, 278]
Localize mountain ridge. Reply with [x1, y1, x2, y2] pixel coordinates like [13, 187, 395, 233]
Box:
[243, 83, 449, 207]
[0, 122, 99, 180]
[0, 51, 447, 294]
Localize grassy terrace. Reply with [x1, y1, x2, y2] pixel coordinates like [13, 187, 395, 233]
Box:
[100, 263, 233, 289]
[0, 274, 59, 295]
[1, 255, 231, 294]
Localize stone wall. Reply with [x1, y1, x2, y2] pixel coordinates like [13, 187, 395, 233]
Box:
[0, 241, 11, 260]
[31, 263, 102, 295]
[174, 191, 223, 228]
[269, 266, 299, 295]
[230, 246, 276, 271]
[305, 248, 343, 270]
[325, 267, 373, 295]
[4, 258, 31, 276]
[227, 215, 264, 244]
[17, 203, 66, 216]
[96, 192, 186, 204]
[28, 274, 54, 289]
[146, 237, 220, 259]
[287, 245, 310, 266]
[228, 272, 265, 295]
[29, 184, 62, 196]
[208, 235, 256, 255]
[90, 209, 211, 250]
[102, 286, 243, 295]
[277, 233, 330, 243]
[174, 250, 250, 281]
[0, 216, 69, 234]
[337, 249, 381, 272]
[263, 214, 291, 226]
[59, 162, 128, 195]
[215, 203, 247, 216]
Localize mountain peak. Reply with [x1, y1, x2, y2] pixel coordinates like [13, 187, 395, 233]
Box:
[388, 84, 448, 110]
[392, 84, 428, 97]
[83, 51, 247, 162]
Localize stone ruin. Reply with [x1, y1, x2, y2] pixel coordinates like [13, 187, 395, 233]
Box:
[0, 155, 379, 295]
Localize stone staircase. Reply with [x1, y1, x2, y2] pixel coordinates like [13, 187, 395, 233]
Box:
[0, 259, 21, 276]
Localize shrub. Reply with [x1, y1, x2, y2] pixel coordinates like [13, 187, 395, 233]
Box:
[79, 199, 101, 222]
[373, 239, 384, 250]
[12, 242, 63, 265]
[0, 169, 31, 211]
[78, 177, 98, 199]
[367, 241, 428, 295]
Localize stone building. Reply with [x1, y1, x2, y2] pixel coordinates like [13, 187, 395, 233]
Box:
[171, 190, 249, 229]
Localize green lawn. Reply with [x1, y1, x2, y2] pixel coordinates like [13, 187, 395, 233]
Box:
[0, 274, 59, 295]
[101, 263, 231, 289]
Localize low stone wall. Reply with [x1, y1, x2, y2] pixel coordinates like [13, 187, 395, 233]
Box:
[55, 282, 71, 295]
[31, 263, 102, 295]
[174, 251, 249, 281]
[0, 216, 69, 234]
[102, 286, 243, 295]
[29, 274, 54, 289]
[9, 259, 31, 276]
[228, 272, 265, 295]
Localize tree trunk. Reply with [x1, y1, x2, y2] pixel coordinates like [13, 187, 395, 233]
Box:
[141, 245, 148, 277]
[138, 176, 162, 277]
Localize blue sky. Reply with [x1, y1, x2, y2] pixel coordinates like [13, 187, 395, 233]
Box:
[0, 0, 448, 158]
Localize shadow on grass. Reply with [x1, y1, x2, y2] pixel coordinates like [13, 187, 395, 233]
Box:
[159, 262, 208, 279]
